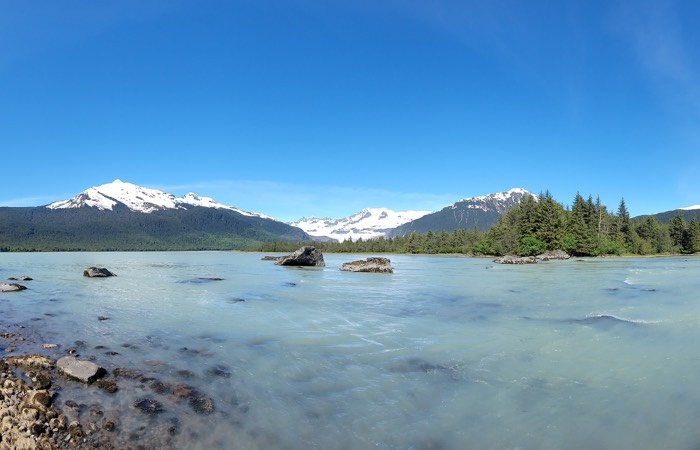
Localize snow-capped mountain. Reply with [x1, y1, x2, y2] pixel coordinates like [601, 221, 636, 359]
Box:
[454, 188, 535, 213]
[290, 208, 430, 242]
[388, 188, 535, 237]
[680, 204, 700, 211]
[47, 179, 269, 218]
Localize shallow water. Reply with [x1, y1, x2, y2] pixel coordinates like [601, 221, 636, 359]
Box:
[2, 252, 700, 449]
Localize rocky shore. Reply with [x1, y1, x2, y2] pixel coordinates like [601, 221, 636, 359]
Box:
[0, 326, 220, 450]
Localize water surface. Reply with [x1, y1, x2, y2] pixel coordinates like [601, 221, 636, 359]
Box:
[1, 252, 699, 449]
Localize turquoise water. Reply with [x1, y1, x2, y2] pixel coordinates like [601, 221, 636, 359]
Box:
[1, 252, 700, 449]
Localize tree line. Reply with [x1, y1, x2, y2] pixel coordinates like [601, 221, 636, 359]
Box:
[256, 192, 700, 256]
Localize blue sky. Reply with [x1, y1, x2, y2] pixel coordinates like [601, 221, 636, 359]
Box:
[1, 0, 699, 222]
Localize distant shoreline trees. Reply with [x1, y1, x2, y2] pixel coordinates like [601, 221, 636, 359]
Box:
[257, 192, 700, 256]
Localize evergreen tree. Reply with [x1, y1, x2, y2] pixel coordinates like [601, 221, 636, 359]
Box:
[669, 212, 687, 249]
[566, 193, 597, 256]
[616, 198, 632, 247]
[634, 216, 661, 254]
[686, 217, 700, 253]
[535, 191, 566, 250]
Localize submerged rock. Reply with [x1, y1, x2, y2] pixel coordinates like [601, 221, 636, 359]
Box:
[7, 275, 32, 281]
[493, 255, 537, 264]
[206, 364, 232, 378]
[189, 394, 215, 414]
[275, 246, 325, 267]
[0, 282, 27, 292]
[177, 277, 224, 284]
[340, 257, 394, 273]
[83, 267, 116, 277]
[133, 398, 163, 414]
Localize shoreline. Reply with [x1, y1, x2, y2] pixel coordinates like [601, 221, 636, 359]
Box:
[1, 321, 216, 449]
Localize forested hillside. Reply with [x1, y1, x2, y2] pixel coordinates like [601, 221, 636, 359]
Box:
[258, 192, 700, 256]
[0, 205, 309, 251]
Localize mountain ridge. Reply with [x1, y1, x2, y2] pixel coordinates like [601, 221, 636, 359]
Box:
[0, 180, 308, 251]
[289, 207, 430, 242]
[47, 179, 270, 218]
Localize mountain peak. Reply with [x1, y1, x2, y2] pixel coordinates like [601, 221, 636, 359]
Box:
[453, 188, 535, 213]
[290, 208, 430, 242]
[47, 180, 269, 218]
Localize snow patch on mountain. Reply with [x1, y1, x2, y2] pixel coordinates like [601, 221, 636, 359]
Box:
[47, 179, 270, 218]
[290, 208, 430, 242]
[680, 204, 700, 211]
[453, 188, 534, 212]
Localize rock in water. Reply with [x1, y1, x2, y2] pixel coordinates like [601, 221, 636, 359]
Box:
[340, 257, 394, 273]
[275, 246, 325, 267]
[537, 250, 571, 261]
[83, 267, 116, 277]
[493, 255, 537, 264]
[57, 356, 106, 383]
[0, 282, 27, 292]
[133, 398, 163, 414]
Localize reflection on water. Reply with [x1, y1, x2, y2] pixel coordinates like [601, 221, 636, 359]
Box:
[2, 252, 700, 449]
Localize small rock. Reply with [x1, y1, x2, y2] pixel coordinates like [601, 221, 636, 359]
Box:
[42, 343, 58, 349]
[340, 257, 394, 273]
[83, 267, 116, 277]
[189, 395, 215, 414]
[133, 398, 163, 414]
[95, 379, 118, 393]
[0, 282, 27, 292]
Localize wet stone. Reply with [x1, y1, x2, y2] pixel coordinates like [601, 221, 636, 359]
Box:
[32, 371, 52, 389]
[171, 384, 194, 398]
[96, 379, 119, 393]
[150, 380, 172, 394]
[113, 367, 143, 379]
[189, 395, 215, 414]
[0, 282, 27, 292]
[133, 398, 163, 415]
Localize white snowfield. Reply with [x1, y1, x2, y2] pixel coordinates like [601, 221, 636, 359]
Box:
[290, 208, 431, 242]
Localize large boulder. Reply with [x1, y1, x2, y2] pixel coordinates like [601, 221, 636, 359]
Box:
[83, 267, 116, 277]
[275, 246, 325, 267]
[493, 255, 537, 264]
[57, 356, 106, 384]
[0, 282, 27, 292]
[537, 250, 570, 261]
[340, 257, 394, 273]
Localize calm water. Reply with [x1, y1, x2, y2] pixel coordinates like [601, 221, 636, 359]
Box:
[1, 252, 700, 449]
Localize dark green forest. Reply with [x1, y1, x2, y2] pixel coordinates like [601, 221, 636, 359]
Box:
[0, 206, 309, 251]
[257, 192, 700, 256]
